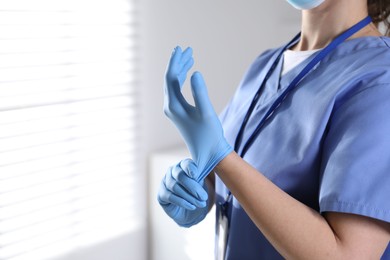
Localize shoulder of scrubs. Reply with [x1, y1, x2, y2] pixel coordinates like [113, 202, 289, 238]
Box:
[319, 37, 390, 223]
[323, 36, 390, 89]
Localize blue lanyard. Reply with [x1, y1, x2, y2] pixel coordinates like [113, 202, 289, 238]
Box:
[234, 15, 372, 158]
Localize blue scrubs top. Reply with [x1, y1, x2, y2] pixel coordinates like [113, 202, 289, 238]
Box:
[216, 36, 390, 259]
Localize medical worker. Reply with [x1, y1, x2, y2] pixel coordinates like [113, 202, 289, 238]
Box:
[158, 0, 390, 259]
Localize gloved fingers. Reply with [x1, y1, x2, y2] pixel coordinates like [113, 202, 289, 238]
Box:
[178, 47, 194, 85]
[179, 158, 198, 178]
[164, 46, 190, 117]
[158, 181, 196, 210]
[190, 71, 214, 115]
[172, 162, 208, 201]
[165, 46, 182, 83]
[157, 167, 195, 210]
[179, 159, 209, 200]
[166, 46, 193, 91]
[168, 46, 182, 72]
[177, 47, 194, 87]
[178, 57, 194, 87]
[180, 47, 193, 67]
[165, 168, 207, 208]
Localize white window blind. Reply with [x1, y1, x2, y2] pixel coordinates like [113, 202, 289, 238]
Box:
[0, 1, 141, 259]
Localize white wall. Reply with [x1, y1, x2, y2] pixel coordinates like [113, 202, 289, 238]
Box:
[140, 1, 301, 259]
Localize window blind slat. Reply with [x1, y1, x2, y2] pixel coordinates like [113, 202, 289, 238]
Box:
[0, 11, 132, 25]
[0, 37, 135, 54]
[0, 61, 135, 82]
[0, 51, 136, 68]
[0, 0, 133, 11]
[0, 109, 134, 138]
[0, 86, 135, 110]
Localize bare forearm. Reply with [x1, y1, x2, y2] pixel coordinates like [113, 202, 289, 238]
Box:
[214, 152, 343, 260]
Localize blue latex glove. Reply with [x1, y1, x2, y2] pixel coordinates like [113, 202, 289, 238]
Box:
[157, 159, 209, 227]
[164, 46, 233, 181]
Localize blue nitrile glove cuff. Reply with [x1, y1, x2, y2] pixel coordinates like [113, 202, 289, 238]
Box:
[194, 139, 233, 183]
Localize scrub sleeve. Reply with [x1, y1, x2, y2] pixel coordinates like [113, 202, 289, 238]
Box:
[319, 83, 390, 259]
[320, 83, 390, 222]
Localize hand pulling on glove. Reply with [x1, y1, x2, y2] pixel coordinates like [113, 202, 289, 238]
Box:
[157, 159, 209, 227]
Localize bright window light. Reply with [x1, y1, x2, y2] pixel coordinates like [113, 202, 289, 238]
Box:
[0, 1, 140, 259]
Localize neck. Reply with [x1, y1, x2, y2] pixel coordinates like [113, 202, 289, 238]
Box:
[291, 0, 382, 51]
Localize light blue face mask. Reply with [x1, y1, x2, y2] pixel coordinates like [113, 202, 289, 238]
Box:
[286, 0, 325, 10]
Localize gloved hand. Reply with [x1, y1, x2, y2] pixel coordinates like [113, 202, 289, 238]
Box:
[157, 159, 209, 227]
[164, 46, 233, 182]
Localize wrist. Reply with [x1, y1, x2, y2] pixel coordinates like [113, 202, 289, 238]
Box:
[196, 140, 233, 182]
[214, 150, 236, 173]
